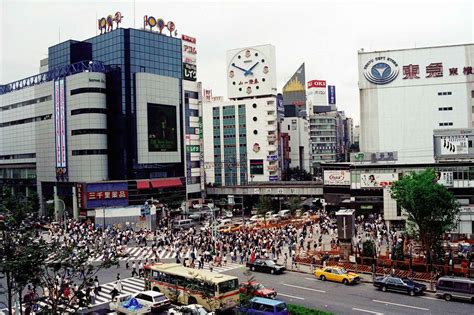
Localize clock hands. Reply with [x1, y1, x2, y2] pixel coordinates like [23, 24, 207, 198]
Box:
[231, 63, 248, 73]
[245, 62, 260, 76]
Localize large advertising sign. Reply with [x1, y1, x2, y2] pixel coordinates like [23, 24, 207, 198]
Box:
[324, 170, 350, 186]
[250, 159, 264, 175]
[276, 93, 284, 120]
[85, 182, 129, 209]
[147, 103, 178, 152]
[328, 85, 336, 105]
[360, 173, 398, 188]
[440, 135, 469, 155]
[181, 34, 197, 80]
[183, 63, 197, 81]
[54, 79, 67, 179]
[307, 79, 327, 106]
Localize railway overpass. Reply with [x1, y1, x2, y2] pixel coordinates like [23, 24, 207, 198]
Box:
[206, 181, 323, 197]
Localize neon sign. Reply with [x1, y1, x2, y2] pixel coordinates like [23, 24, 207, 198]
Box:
[98, 12, 123, 34]
[143, 15, 177, 36]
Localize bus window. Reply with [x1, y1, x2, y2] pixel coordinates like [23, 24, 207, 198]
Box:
[454, 282, 469, 293]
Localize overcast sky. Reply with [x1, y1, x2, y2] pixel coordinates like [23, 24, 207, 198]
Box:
[1, 0, 473, 123]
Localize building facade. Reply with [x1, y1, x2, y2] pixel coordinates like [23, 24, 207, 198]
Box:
[282, 63, 306, 117]
[281, 117, 310, 172]
[203, 44, 279, 185]
[0, 21, 204, 215]
[358, 44, 474, 164]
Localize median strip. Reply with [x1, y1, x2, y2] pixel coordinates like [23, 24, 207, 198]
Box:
[282, 283, 326, 293]
[352, 307, 384, 315]
[372, 300, 429, 311]
[278, 293, 305, 300]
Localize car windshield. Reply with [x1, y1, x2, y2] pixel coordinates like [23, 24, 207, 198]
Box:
[265, 260, 276, 266]
[153, 295, 168, 303]
[255, 283, 265, 290]
[339, 269, 347, 274]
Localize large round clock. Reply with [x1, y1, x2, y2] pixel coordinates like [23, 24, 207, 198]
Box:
[227, 48, 270, 98]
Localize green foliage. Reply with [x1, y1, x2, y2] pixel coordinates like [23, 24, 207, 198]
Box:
[288, 304, 334, 315]
[362, 239, 376, 258]
[0, 187, 28, 227]
[284, 167, 312, 181]
[390, 168, 460, 262]
[239, 270, 256, 308]
[256, 195, 271, 215]
[289, 196, 301, 214]
[393, 242, 405, 261]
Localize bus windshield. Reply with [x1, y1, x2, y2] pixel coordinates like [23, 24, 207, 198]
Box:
[219, 279, 239, 293]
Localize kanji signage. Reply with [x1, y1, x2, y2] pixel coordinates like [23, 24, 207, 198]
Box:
[85, 182, 129, 208]
[87, 190, 128, 200]
[183, 63, 197, 81]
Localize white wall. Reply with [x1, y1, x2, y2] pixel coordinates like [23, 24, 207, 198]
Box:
[281, 117, 310, 172]
[359, 44, 474, 163]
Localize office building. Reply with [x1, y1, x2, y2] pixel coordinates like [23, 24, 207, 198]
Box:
[203, 44, 280, 185]
[282, 63, 306, 117]
[0, 15, 203, 215]
[358, 44, 474, 164]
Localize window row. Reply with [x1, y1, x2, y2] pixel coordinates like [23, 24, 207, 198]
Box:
[439, 122, 454, 126]
[438, 107, 453, 111]
[0, 114, 51, 128]
[438, 91, 452, 96]
[0, 95, 52, 112]
[71, 129, 108, 136]
[71, 87, 106, 95]
[71, 108, 107, 115]
[0, 153, 36, 160]
[72, 149, 108, 156]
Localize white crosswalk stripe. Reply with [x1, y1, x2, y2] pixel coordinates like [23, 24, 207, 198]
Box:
[94, 277, 145, 305]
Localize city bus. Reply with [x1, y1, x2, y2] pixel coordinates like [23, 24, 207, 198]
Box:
[144, 263, 240, 312]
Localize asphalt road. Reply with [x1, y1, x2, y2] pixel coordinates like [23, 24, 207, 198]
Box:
[222, 267, 474, 315]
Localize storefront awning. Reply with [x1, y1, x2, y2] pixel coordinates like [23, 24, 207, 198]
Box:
[136, 180, 150, 190]
[150, 178, 183, 189]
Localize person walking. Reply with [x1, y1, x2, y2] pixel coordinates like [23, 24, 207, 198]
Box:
[90, 289, 96, 305]
[132, 262, 137, 277]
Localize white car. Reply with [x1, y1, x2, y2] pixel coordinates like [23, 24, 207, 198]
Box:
[224, 210, 233, 218]
[270, 214, 281, 222]
[249, 215, 264, 222]
[168, 304, 215, 315]
[111, 291, 170, 314]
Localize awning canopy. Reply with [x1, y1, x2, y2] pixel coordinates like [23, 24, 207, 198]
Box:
[136, 180, 150, 190]
[150, 178, 183, 189]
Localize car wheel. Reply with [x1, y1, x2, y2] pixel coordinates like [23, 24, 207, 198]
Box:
[271, 269, 275, 274]
[444, 294, 452, 301]
[382, 286, 387, 292]
[342, 279, 349, 285]
[409, 290, 415, 296]
[320, 275, 326, 281]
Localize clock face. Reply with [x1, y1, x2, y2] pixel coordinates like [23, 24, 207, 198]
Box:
[227, 47, 272, 98]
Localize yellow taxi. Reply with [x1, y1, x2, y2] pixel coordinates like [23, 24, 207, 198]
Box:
[314, 266, 361, 285]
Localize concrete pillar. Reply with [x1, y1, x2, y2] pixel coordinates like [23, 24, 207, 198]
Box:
[54, 185, 60, 222]
[72, 186, 79, 220]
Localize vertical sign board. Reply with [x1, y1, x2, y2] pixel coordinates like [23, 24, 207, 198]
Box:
[54, 81, 61, 168]
[328, 85, 336, 105]
[59, 79, 67, 168]
[54, 79, 67, 178]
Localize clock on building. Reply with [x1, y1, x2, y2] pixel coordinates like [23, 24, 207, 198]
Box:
[226, 45, 276, 99]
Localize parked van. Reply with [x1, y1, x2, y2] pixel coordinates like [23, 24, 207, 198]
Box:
[278, 210, 291, 220]
[436, 276, 474, 302]
[172, 219, 194, 230]
[244, 297, 289, 315]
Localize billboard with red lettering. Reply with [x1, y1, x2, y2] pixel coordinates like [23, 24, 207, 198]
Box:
[84, 182, 129, 208]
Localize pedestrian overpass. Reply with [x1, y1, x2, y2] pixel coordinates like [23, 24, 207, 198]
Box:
[206, 181, 323, 197]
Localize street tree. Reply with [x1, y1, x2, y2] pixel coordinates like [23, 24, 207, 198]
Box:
[390, 168, 460, 263]
[256, 195, 271, 225]
[288, 196, 301, 215]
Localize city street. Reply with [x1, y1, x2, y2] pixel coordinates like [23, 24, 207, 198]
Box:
[221, 268, 474, 315]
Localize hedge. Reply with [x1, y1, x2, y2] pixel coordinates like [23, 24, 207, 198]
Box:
[288, 303, 334, 315]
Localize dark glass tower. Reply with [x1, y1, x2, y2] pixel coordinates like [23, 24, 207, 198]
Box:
[47, 28, 184, 180]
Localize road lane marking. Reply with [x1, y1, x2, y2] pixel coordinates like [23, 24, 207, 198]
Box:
[305, 277, 317, 281]
[282, 283, 326, 293]
[372, 300, 429, 311]
[420, 296, 438, 301]
[278, 293, 305, 300]
[352, 307, 384, 315]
